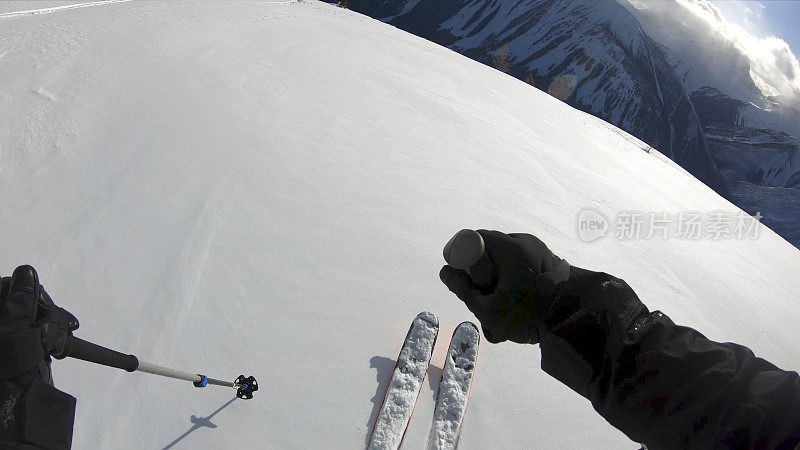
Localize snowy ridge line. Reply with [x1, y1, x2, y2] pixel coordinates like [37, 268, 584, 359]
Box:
[0, 0, 130, 20]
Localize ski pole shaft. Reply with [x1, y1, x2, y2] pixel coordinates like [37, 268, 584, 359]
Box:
[137, 361, 234, 388]
[64, 336, 258, 398]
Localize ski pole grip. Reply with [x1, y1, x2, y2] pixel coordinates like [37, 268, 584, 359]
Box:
[66, 336, 140, 372]
[443, 229, 496, 288]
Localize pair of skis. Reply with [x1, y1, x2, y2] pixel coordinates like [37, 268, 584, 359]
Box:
[368, 312, 480, 450]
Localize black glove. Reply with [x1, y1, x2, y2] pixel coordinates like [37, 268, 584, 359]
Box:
[439, 230, 570, 344]
[1, 265, 78, 450]
[37, 286, 79, 360]
[0, 265, 78, 380]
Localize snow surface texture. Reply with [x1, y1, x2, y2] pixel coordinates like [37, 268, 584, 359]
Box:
[0, 0, 130, 19]
[427, 322, 479, 450]
[369, 311, 438, 450]
[1, 0, 799, 448]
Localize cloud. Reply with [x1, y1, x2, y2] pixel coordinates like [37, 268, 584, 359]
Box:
[773, 44, 798, 81]
[678, 0, 800, 102]
[625, 0, 800, 105]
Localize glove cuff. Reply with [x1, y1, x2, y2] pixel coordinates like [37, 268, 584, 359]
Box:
[18, 380, 76, 449]
[0, 328, 45, 380]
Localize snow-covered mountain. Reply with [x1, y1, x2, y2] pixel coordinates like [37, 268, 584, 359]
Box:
[704, 122, 800, 246]
[349, 0, 730, 198]
[2, 1, 800, 448]
[621, 0, 800, 138]
[620, 0, 800, 248]
[348, 0, 800, 248]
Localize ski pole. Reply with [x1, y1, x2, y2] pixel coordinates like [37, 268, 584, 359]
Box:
[62, 335, 258, 399]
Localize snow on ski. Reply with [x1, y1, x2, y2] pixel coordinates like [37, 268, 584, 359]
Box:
[368, 311, 439, 450]
[427, 321, 480, 450]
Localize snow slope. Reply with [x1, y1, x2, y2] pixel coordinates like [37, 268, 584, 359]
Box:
[1, 1, 799, 448]
[349, 0, 731, 198]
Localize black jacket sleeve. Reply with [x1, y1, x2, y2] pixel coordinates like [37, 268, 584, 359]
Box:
[537, 266, 800, 449]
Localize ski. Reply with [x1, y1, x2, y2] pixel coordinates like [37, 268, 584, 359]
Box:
[368, 311, 440, 450]
[426, 321, 480, 450]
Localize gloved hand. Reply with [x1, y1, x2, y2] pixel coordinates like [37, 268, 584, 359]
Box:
[0, 265, 79, 381]
[36, 283, 79, 360]
[1, 265, 78, 449]
[439, 230, 570, 344]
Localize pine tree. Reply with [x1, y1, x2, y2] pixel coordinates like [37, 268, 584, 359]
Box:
[525, 73, 535, 86]
[492, 45, 511, 73]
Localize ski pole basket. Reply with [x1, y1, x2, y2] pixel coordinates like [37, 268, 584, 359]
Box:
[235, 375, 258, 399]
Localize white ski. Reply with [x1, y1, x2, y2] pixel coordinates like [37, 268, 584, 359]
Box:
[426, 321, 480, 450]
[368, 311, 440, 450]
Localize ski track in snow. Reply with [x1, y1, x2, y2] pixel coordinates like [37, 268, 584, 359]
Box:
[154, 176, 238, 359]
[0, 0, 130, 20]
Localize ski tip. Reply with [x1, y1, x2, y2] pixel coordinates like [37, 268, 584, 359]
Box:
[416, 311, 439, 327]
[456, 321, 479, 333]
[454, 321, 480, 345]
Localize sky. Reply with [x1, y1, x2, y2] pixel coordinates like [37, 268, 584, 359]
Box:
[622, 0, 800, 104]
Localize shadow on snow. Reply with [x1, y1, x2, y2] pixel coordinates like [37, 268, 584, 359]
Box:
[364, 354, 443, 446]
[161, 396, 237, 449]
